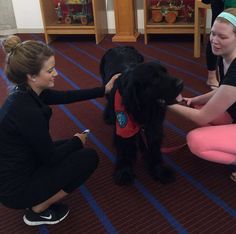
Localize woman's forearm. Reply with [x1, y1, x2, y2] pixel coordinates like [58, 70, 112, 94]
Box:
[191, 90, 216, 105]
[168, 104, 208, 126]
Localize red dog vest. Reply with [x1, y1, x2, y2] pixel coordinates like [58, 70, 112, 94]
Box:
[114, 90, 140, 138]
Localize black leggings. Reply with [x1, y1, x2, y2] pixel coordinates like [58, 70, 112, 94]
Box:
[206, 0, 224, 71]
[2, 141, 99, 209]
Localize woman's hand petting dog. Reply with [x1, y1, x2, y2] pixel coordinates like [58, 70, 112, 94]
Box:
[178, 97, 195, 107]
[104, 73, 121, 94]
[169, 94, 195, 107]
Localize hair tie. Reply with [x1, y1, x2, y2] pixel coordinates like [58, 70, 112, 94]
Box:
[10, 40, 32, 55]
[218, 12, 236, 27]
[11, 42, 22, 51]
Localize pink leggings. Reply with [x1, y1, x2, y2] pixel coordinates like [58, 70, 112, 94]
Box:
[187, 111, 236, 165]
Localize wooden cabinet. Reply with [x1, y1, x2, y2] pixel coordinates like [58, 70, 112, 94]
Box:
[39, 0, 108, 44]
[112, 0, 139, 42]
[194, 0, 211, 57]
[143, 0, 207, 45]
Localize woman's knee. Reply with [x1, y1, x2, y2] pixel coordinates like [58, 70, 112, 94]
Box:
[187, 129, 205, 155]
[82, 148, 99, 171]
[63, 149, 99, 192]
[66, 148, 99, 172]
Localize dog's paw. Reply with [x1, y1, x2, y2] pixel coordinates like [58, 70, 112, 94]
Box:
[113, 166, 135, 186]
[149, 164, 175, 184]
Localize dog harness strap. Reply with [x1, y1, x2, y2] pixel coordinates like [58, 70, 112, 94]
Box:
[115, 90, 140, 138]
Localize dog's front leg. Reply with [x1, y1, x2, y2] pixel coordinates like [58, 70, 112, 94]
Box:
[113, 135, 137, 185]
[145, 125, 175, 184]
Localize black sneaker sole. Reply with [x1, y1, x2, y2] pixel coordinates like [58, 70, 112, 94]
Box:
[23, 210, 69, 226]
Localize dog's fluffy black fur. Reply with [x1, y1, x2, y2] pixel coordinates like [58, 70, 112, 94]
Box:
[100, 46, 144, 124]
[100, 46, 183, 186]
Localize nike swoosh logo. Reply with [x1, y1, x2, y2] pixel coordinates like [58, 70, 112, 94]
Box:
[40, 214, 52, 220]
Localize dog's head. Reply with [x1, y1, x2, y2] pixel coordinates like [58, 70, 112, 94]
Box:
[120, 61, 183, 123]
[100, 46, 144, 85]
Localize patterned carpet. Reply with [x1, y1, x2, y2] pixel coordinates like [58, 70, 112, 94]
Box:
[0, 33, 235, 234]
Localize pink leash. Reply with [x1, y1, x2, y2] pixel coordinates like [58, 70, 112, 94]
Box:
[140, 129, 187, 154]
[161, 143, 187, 154]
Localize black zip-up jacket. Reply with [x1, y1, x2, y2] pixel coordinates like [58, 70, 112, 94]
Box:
[0, 85, 105, 197]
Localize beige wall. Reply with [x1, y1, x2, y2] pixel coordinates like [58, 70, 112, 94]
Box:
[0, 0, 17, 35]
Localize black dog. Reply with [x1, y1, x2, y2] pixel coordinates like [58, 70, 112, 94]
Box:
[100, 46, 144, 124]
[100, 47, 183, 186]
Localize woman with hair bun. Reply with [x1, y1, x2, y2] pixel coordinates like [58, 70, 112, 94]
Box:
[0, 35, 118, 226]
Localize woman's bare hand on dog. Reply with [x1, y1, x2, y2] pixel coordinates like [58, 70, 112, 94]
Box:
[172, 96, 194, 107]
[105, 73, 121, 94]
[182, 97, 204, 107]
[182, 97, 193, 106]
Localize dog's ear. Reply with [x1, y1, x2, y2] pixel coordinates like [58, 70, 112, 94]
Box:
[100, 51, 107, 84]
[100, 48, 119, 84]
[121, 70, 142, 114]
